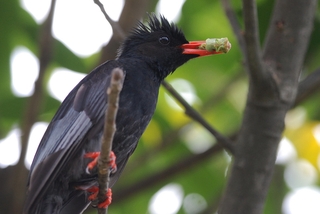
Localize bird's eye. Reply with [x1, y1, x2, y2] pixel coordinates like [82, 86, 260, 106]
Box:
[159, 36, 170, 45]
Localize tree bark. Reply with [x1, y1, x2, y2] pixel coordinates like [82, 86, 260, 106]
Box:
[218, 0, 317, 213]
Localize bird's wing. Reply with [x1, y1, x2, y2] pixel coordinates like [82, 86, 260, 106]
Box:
[25, 60, 123, 212]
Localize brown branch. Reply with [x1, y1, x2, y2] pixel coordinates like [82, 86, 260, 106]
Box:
[161, 81, 235, 154]
[90, 6, 125, 213]
[97, 69, 124, 214]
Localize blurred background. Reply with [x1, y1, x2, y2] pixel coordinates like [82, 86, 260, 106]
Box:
[1, 0, 320, 213]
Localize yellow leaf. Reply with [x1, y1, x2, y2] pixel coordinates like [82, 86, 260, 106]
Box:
[285, 122, 320, 168]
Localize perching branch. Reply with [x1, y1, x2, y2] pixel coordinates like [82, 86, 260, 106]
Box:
[97, 68, 124, 214]
[161, 81, 235, 154]
[91, 5, 125, 213]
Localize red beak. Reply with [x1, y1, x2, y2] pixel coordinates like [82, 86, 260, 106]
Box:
[181, 41, 224, 57]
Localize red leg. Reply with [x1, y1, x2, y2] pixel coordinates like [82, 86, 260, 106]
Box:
[84, 151, 117, 174]
[76, 186, 112, 208]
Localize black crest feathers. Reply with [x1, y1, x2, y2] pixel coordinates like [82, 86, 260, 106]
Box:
[133, 14, 186, 41]
[117, 14, 188, 58]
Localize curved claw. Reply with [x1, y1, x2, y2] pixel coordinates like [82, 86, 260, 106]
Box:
[79, 186, 112, 208]
[109, 151, 117, 174]
[84, 151, 117, 174]
[84, 152, 100, 174]
[85, 166, 91, 174]
[97, 188, 112, 208]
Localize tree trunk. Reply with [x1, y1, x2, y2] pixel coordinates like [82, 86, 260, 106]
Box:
[218, 0, 317, 213]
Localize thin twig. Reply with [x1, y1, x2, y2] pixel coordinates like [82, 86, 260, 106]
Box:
[161, 81, 235, 154]
[127, 72, 243, 172]
[93, 0, 126, 40]
[97, 68, 124, 214]
[221, 0, 247, 59]
[295, 67, 320, 105]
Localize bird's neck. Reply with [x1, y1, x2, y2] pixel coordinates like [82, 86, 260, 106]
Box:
[118, 57, 172, 82]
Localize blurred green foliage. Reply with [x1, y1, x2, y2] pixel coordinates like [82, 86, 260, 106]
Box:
[1, 0, 320, 213]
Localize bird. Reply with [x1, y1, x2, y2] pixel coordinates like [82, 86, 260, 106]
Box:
[24, 14, 223, 213]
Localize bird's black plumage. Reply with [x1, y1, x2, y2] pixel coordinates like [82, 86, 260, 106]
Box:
[24, 15, 210, 214]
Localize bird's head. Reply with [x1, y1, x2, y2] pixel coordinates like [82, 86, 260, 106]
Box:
[118, 15, 223, 80]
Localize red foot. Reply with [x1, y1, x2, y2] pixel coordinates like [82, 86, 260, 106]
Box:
[84, 152, 99, 173]
[98, 188, 112, 208]
[78, 186, 112, 208]
[108, 151, 117, 173]
[84, 151, 117, 174]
